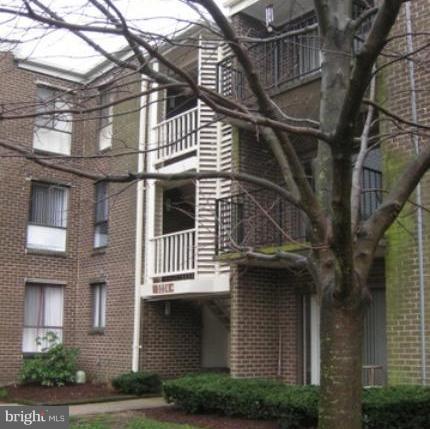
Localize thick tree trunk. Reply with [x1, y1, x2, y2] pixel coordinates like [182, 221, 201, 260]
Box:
[318, 289, 364, 429]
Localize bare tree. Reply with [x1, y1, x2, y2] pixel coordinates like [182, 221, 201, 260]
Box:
[0, 1, 429, 428]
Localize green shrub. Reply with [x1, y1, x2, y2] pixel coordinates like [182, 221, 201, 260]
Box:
[163, 373, 318, 429]
[112, 372, 161, 395]
[0, 387, 7, 399]
[163, 374, 430, 429]
[21, 332, 79, 387]
[363, 385, 430, 429]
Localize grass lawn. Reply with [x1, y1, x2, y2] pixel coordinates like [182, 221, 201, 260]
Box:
[70, 414, 199, 429]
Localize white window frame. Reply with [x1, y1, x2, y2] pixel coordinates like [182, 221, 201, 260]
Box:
[94, 182, 109, 248]
[33, 85, 72, 155]
[26, 182, 69, 252]
[98, 90, 113, 151]
[22, 283, 64, 353]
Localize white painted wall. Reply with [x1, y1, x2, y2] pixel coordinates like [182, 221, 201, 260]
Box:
[201, 305, 230, 368]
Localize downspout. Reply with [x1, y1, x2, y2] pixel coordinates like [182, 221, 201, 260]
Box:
[405, 2, 427, 385]
[132, 78, 148, 372]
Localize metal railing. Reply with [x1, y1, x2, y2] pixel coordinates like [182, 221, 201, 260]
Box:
[217, 26, 320, 99]
[216, 168, 382, 254]
[216, 187, 307, 254]
[154, 106, 199, 161]
[152, 228, 196, 277]
[217, 2, 374, 100]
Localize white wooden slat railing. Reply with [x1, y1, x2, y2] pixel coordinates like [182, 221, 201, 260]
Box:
[155, 107, 199, 161]
[152, 228, 196, 277]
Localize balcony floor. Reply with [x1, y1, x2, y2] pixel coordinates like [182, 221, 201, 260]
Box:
[216, 240, 386, 268]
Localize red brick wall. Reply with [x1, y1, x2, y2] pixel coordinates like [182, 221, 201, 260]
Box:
[0, 53, 82, 384]
[230, 266, 303, 383]
[140, 300, 202, 378]
[72, 73, 141, 381]
[379, 0, 430, 384]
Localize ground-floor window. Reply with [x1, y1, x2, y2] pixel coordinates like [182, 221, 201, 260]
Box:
[363, 288, 387, 385]
[91, 283, 107, 330]
[22, 284, 64, 353]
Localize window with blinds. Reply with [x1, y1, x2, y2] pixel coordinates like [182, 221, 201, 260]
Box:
[22, 284, 64, 353]
[27, 182, 69, 252]
[94, 182, 109, 248]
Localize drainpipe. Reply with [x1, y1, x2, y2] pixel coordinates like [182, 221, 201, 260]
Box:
[405, 2, 427, 385]
[132, 78, 148, 372]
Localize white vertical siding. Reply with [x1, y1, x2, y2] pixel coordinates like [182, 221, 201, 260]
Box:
[196, 36, 232, 276]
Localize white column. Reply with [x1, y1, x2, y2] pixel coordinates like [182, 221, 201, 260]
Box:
[310, 295, 321, 385]
[132, 77, 148, 372]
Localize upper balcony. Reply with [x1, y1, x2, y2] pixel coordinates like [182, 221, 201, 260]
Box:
[216, 167, 382, 256]
[218, 14, 320, 100]
[218, 1, 373, 101]
[154, 106, 199, 167]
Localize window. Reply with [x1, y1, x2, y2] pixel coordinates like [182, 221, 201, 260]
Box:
[94, 182, 109, 248]
[27, 182, 68, 252]
[92, 283, 107, 329]
[22, 284, 64, 353]
[33, 86, 72, 155]
[98, 90, 113, 150]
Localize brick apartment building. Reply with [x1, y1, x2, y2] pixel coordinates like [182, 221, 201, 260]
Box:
[0, 0, 429, 387]
[0, 51, 142, 384]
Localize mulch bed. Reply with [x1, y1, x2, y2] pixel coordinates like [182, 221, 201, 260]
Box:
[143, 407, 280, 429]
[2, 383, 128, 405]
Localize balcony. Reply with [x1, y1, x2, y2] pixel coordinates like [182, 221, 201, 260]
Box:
[216, 187, 306, 254]
[152, 228, 196, 278]
[216, 167, 382, 254]
[218, 2, 373, 101]
[217, 20, 320, 99]
[154, 106, 199, 164]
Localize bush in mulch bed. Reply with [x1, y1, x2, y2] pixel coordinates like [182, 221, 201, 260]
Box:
[163, 373, 430, 429]
[21, 332, 79, 387]
[112, 372, 162, 396]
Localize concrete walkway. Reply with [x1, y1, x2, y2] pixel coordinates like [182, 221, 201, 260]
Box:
[69, 397, 168, 416]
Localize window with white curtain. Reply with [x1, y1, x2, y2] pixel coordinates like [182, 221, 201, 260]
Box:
[94, 182, 109, 248]
[33, 86, 72, 155]
[22, 284, 64, 353]
[92, 283, 107, 329]
[27, 182, 69, 252]
[98, 90, 113, 150]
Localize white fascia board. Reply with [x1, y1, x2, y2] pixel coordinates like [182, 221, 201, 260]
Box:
[16, 59, 85, 83]
[16, 23, 207, 84]
[16, 48, 134, 84]
[155, 156, 198, 175]
[223, 0, 260, 16]
[142, 274, 230, 299]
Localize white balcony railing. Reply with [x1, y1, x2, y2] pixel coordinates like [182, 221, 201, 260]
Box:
[152, 228, 196, 277]
[155, 107, 198, 161]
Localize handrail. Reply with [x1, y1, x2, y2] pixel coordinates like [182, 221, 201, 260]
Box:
[154, 107, 199, 161]
[154, 106, 198, 129]
[152, 228, 196, 277]
[152, 227, 195, 241]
